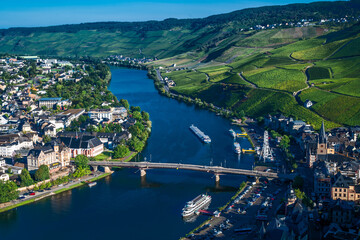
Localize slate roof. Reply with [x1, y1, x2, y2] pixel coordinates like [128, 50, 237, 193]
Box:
[60, 135, 102, 149]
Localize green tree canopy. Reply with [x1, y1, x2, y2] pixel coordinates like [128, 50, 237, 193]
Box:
[128, 137, 145, 152]
[113, 145, 130, 159]
[120, 99, 129, 110]
[130, 106, 141, 112]
[0, 181, 19, 203]
[34, 165, 50, 182]
[20, 168, 34, 187]
[132, 111, 142, 121]
[43, 135, 51, 144]
[141, 111, 150, 121]
[74, 155, 89, 169]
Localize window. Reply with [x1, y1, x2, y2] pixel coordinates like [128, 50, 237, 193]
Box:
[344, 189, 346, 192]
[339, 189, 342, 192]
[335, 188, 338, 192]
[335, 193, 337, 197]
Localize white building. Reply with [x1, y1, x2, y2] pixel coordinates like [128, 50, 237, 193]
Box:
[88, 108, 113, 121]
[0, 139, 33, 157]
[0, 174, 9, 181]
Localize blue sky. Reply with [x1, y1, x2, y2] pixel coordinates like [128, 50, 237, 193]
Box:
[0, 0, 333, 28]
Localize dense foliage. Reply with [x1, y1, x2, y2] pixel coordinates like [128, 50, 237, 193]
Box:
[0, 181, 19, 203]
[44, 63, 115, 109]
[19, 169, 34, 187]
[34, 165, 50, 182]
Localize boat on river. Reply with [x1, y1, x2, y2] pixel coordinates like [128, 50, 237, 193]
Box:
[88, 182, 97, 187]
[182, 194, 212, 217]
[234, 142, 241, 154]
[229, 129, 236, 138]
[190, 124, 211, 143]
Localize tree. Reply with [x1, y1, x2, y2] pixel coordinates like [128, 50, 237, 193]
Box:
[141, 111, 150, 121]
[128, 137, 145, 152]
[7, 168, 12, 174]
[0, 181, 19, 203]
[132, 111, 142, 121]
[280, 135, 290, 151]
[113, 145, 130, 159]
[43, 135, 51, 144]
[45, 181, 52, 189]
[130, 106, 141, 112]
[74, 155, 89, 169]
[292, 175, 304, 190]
[34, 165, 50, 182]
[120, 99, 129, 110]
[20, 168, 34, 187]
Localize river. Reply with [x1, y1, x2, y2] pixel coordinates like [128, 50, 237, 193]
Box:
[0, 67, 255, 240]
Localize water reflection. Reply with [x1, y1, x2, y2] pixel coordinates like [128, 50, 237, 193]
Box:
[0, 209, 17, 224]
[51, 190, 72, 214]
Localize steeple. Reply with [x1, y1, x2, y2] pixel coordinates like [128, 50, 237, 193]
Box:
[319, 121, 327, 144]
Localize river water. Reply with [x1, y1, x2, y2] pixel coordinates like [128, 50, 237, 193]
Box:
[0, 67, 254, 240]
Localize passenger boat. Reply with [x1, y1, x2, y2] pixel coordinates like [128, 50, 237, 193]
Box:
[190, 124, 211, 143]
[182, 194, 212, 217]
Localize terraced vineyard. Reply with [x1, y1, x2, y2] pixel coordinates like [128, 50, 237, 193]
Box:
[155, 21, 360, 129]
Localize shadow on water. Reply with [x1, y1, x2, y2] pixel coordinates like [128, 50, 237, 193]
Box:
[206, 184, 239, 193]
[140, 175, 162, 188]
[0, 209, 17, 223]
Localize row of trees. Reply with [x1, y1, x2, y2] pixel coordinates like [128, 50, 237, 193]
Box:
[19, 166, 50, 187]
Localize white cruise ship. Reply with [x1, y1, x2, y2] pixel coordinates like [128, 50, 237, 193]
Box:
[182, 194, 212, 217]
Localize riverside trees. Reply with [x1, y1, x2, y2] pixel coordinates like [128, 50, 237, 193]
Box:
[0, 181, 19, 203]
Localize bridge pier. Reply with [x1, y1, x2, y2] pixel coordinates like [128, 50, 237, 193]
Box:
[215, 173, 220, 183]
[92, 165, 98, 172]
[140, 169, 146, 177]
[104, 166, 112, 173]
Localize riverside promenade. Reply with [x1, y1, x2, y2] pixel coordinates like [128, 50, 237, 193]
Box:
[0, 171, 111, 213]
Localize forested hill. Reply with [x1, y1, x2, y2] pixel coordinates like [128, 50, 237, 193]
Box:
[0, 0, 359, 58]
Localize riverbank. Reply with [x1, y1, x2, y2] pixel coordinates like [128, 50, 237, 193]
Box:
[182, 181, 248, 240]
[0, 172, 112, 214]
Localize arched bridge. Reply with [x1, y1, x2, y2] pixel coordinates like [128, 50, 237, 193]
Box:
[88, 161, 294, 181]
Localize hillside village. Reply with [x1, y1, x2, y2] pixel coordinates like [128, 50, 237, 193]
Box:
[0, 56, 147, 190]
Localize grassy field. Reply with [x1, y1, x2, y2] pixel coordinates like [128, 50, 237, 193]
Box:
[165, 70, 208, 96]
[299, 88, 360, 125]
[243, 67, 307, 92]
[291, 39, 348, 60]
[307, 67, 331, 80]
[330, 37, 360, 59]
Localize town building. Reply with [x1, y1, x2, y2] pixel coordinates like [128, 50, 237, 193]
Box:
[59, 133, 103, 158]
[331, 172, 360, 203]
[27, 141, 71, 172]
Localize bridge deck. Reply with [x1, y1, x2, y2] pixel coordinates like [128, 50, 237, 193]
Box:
[88, 161, 293, 180]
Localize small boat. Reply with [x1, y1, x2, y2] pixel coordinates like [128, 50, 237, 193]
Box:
[88, 182, 97, 187]
[229, 129, 236, 138]
[234, 142, 241, 154]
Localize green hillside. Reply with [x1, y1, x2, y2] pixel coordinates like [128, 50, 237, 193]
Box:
[0, 0, 359, 58]
[1, 0, 360, 128]
[157, 21, 360, 129]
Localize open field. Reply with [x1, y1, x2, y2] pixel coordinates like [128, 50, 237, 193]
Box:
[307, 67, 331, 80]
[243, 67, 307, 92]
[299, 88, 360, 126]
[291, 39, 348, 60]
